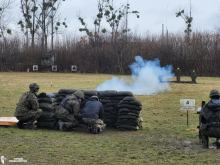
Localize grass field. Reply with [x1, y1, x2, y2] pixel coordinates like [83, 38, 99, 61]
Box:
[0, 72, 220, 165]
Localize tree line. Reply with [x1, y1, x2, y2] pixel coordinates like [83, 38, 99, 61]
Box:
[0, 0, 220, 76]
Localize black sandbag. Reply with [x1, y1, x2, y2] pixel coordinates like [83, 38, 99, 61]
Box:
[58, 89, 76, 94]
[39, 103, 55, 112]
[117, 91, 133, 96]
[38, 92, 47, 98]
[118, 108, 140, 114]
[118, 104, 141, 111]
[38, 118, 57, 123]
[98, 90, 118, 97]
[118, 112, 139, 117]
[83, 90, 98, 96]
[38, 92, 57, 98]
[119, 100, 142, 107]
[117, 115, 139, 120]
[37, 121, 58, 129]
[120, 96, 142, 105]
[116, 125, 139, 131]
[39, 111, 55, 119]
[38, 98, 57, 104]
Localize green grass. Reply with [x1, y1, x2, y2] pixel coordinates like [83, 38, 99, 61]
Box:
[0, 73, 220, 164]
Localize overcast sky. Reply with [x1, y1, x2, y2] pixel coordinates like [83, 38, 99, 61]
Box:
[8, 0, 220, 37]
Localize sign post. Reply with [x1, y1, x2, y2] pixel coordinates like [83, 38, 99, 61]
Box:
[180, 99, 196, 126]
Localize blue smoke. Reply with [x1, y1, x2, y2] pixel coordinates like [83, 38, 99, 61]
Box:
[96, 56, 174, 95]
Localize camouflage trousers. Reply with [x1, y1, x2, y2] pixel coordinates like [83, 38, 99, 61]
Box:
[82, 118, 106, 134]
[16, 110, 42, 129]
[55, 106, 79, 131]
[16, 109, 42, 123]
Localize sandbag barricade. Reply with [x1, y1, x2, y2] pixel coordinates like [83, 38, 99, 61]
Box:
[37, 93, 58, 129]
[116, 96, 142, 130]
[36, 90, 143, 131]
[98, 91, 133, 128]
[55, 89, 77, 105]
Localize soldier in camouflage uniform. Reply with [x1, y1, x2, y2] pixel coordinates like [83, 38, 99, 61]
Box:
[176, 67, 181, 82]
[191, 69, 197, 84]
[80, 96, 106, 134]
[15, 83, 42, 129]
[55, 90, 84, 131]
[200, 89, 220, 148]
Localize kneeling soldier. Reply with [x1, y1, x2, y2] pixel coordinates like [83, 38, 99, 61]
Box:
[55, 90, 84, 131]
[80, 96, 106, 134]
[200, 89, 220, 148]
[15, 83, 42, 129]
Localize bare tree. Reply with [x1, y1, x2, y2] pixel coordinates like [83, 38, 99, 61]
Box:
[78, 0, 139, 46]
[176, 9, 193, 41]
[19, 0, 66, 51]
[0, 0, 12, 42]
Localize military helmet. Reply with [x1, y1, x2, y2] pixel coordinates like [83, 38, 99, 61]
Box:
[90, 95, 99, 101]
[29, 83, 39, 92]
[74, 90, 85, 100]
[209, 89, 220, 98]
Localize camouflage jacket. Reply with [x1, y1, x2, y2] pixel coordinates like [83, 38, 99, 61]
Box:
[60, 94, 81, 116]
[15, 91, 39, 117]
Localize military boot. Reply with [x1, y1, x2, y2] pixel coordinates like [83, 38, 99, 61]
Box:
[23, 120, 37, 130]
[17, 121, 24, 129]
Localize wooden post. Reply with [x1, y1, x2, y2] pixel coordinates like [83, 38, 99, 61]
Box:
[187, 110, 189, 126]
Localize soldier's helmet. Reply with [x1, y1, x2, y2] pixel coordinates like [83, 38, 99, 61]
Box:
[74, 90, 85, 100]
[29, 83, 40, 93]
[90, 95, 99, 101]
[209, 89, 220, 98]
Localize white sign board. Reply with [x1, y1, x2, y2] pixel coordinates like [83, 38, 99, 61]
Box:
[71, 65, 77, 72]
[52, 65, 58, 72]
[180, 99, 196, 111]
[33, 65, 38, 71]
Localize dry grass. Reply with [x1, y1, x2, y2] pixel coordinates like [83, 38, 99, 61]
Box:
[0, 73, 220, 164]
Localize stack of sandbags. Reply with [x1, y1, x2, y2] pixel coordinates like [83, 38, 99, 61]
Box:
[83, 90, 98, 100]
[98, 91, 133, 127]
[116, 96, 142, 131]
[55, 89, 76, 104]
[37, 93, 58, 129]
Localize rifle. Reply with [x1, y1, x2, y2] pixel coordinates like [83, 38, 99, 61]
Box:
[197, 101, 206, 143]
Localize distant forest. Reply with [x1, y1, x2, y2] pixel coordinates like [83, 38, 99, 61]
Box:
[0, 0, 220, 76]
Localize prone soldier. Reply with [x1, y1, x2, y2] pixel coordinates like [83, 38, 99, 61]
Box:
[176, 67, 181, 83]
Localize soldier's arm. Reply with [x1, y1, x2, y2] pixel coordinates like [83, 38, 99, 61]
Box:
[72, 101, 81, 116]
[29, 94, 39, 111]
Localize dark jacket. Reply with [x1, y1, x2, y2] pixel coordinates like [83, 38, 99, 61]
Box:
[80, 98, 104, 120]
[201, 100, 220, 124]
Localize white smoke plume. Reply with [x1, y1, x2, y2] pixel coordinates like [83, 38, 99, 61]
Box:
[96, 56, 174, 95]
